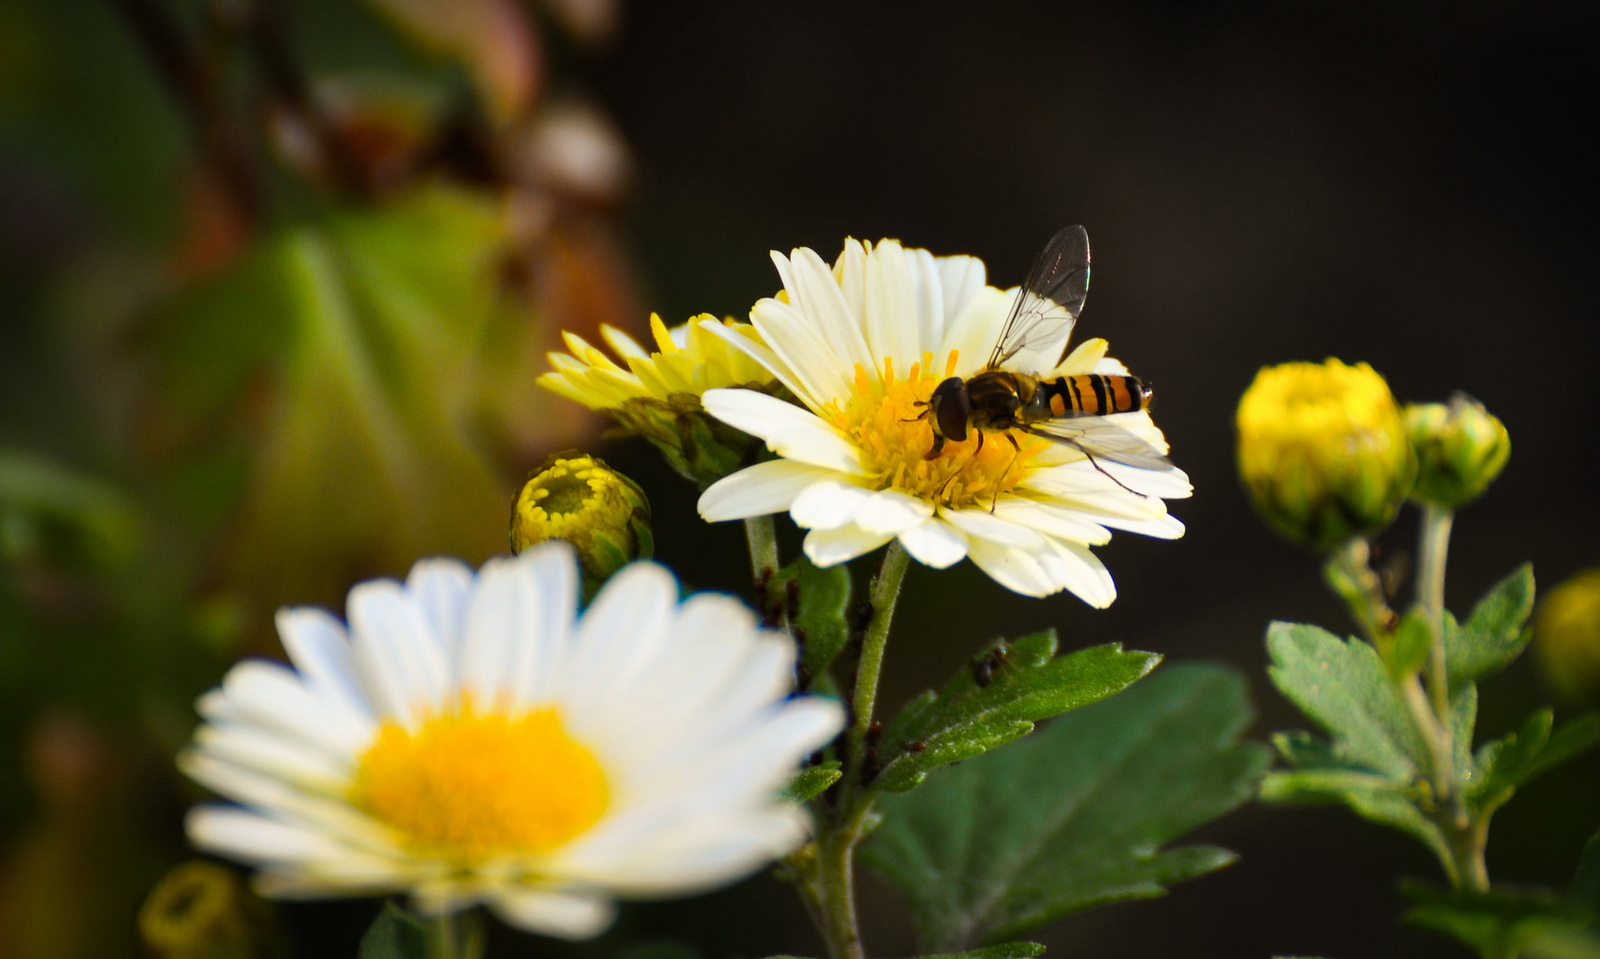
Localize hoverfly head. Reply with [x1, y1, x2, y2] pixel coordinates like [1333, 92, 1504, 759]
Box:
[928, 377, 971, 442]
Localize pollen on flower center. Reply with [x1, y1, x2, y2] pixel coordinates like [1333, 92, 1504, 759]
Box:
[824, 352, 1046, 511]
[352, 705, 608, 863]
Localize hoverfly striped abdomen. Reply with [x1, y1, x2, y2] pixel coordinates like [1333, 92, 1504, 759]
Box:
[1029, 374, 1151, 421]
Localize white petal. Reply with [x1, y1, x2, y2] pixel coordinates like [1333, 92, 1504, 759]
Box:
[803, 525, 895, 567]
[852, 489, 934, 535]
[1040, 539, 1117, 608]
[491, 888, 616, 939]
[1098, 511, 1187, 539]
[936, 254, 986, 328]
[863, 239, 921, 374]
[990, 498, 1112, 545]
[749, 297, 853, 409]
[698, 460, 840, 522]
[834, 238, 868, 323]
[966, 538, 1057, 598]
[195, 724, 351, 790]
[697, 317, 814, 411]
[897, 517, 969, 568]
[786, 246, 876, 375]
[186, 805, 348, 865]
[405, 558, 473, 661]
[273, 608, 369, 718]
[510, 544, 578, 706]
[790, 478, 874, 531]
[701, 389, 865, 474]
[938, 285, 1013, 377]
[910, 247, 946, 350]
[941, 507, 1048, 550]
[561, 562, 675, 718]
[347, 581, 450, 725]
[218, 661, 373, 756]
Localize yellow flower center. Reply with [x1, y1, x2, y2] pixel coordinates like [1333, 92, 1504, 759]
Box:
[352, 705, 608, 863]
[824, 352, 1046, 511]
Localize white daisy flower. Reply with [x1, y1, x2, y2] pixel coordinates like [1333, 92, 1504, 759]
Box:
[695, 238, 1192, 606]
[179, 544, 843, 940]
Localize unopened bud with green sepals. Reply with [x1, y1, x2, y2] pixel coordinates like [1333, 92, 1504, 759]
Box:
[510, 451, 652, 588]
[1236, 358, 1415, 551]
[1404, 393, 1510, 509]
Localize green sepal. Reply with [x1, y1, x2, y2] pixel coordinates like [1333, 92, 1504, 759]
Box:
[1446, 564, 1536, 691]
[784, 762, 843, 803]
[766, 555, 853, 679]
[613, 397, 758, 489]
[870, 633, 1160, 794]
[1470, 710, 1600, 815]
[1402, 881, 1600, 959]
[1266, 621, 1425, 779]
[358, 902, 429, 959]
[863, 664, 1268, 952]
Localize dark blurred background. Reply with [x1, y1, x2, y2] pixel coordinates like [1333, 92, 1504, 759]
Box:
[3, 0, 1599, 957]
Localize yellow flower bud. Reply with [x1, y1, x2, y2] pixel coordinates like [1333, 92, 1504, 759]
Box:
[1404, 394, 1510, 509]
[1534, 568, 1600, 703]
[1236, 358, 1415, 551]
[510, 451, 652, 587]
[138, 860, 279, 959]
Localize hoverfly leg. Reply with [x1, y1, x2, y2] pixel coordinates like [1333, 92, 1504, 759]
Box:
[925, 432, 946, 460]
[934, 429, 981, 503]
[991, 433, 1023, 514]
[1076, 445, 1148, 498]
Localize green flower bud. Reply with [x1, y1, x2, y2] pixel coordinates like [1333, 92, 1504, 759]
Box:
[1534, 568, 1600, 703]
[1404, 393, 1510, 509]
[1236, 358, 1416, 551]
[138, 860, 281, 959]
[510, 451, 652, 587]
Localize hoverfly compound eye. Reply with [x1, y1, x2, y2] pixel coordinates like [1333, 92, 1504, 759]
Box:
[930, 377, 970, 442]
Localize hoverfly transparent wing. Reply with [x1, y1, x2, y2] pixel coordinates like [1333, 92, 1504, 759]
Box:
[986, 225, 1091, 371]
[1019, 416, 1172, 471]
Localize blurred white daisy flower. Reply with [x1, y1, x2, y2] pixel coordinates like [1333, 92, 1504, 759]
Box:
[180, 544, 843, 939]
[695, 238, 1191, 605]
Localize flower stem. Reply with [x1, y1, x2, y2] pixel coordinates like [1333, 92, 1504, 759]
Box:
[1415, 503, 1487, 892]
[807, 540, 911, 959]
[745, 515, 780, 588]
[1418, 503, 1455, 724]
[848, 541, 910, 782]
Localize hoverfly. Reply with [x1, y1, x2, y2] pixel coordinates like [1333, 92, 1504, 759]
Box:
[922, 225, 1172, 493]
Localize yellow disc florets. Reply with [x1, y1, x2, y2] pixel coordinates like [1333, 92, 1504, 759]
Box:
[824, 352, 1045, 511]
[353, 704, 609, 864]
[510, 451, 652, 586]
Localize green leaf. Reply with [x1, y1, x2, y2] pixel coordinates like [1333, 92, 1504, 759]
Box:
[767, 555, 853, 679]
[1402, 882, 1600, 959]
[924, 944, 1046, 959]
[0, 449, 141, 570]
[1571, 827, 1600, 914]
[1388, 609, 1433, 678]
[863, 664, 1268, 951]
[1260, 768, 1450, 866]
[784, 762, 842, 803]
[1472, 711, 1600, 814]
[871, 634, 1160, 793]
[359, 902, 430, 959]
[1266, 621, 1425, 779]
[1447, 564, 1536, 690]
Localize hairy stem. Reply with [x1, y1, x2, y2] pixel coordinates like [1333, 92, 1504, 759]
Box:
[744, 514, 780, 595]
[807, 540, 910, 959]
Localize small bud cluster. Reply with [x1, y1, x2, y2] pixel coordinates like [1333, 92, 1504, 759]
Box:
[1237, 359, 1512, 552]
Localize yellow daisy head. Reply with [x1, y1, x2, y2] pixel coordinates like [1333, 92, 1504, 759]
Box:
[539, 315, 779, 485]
